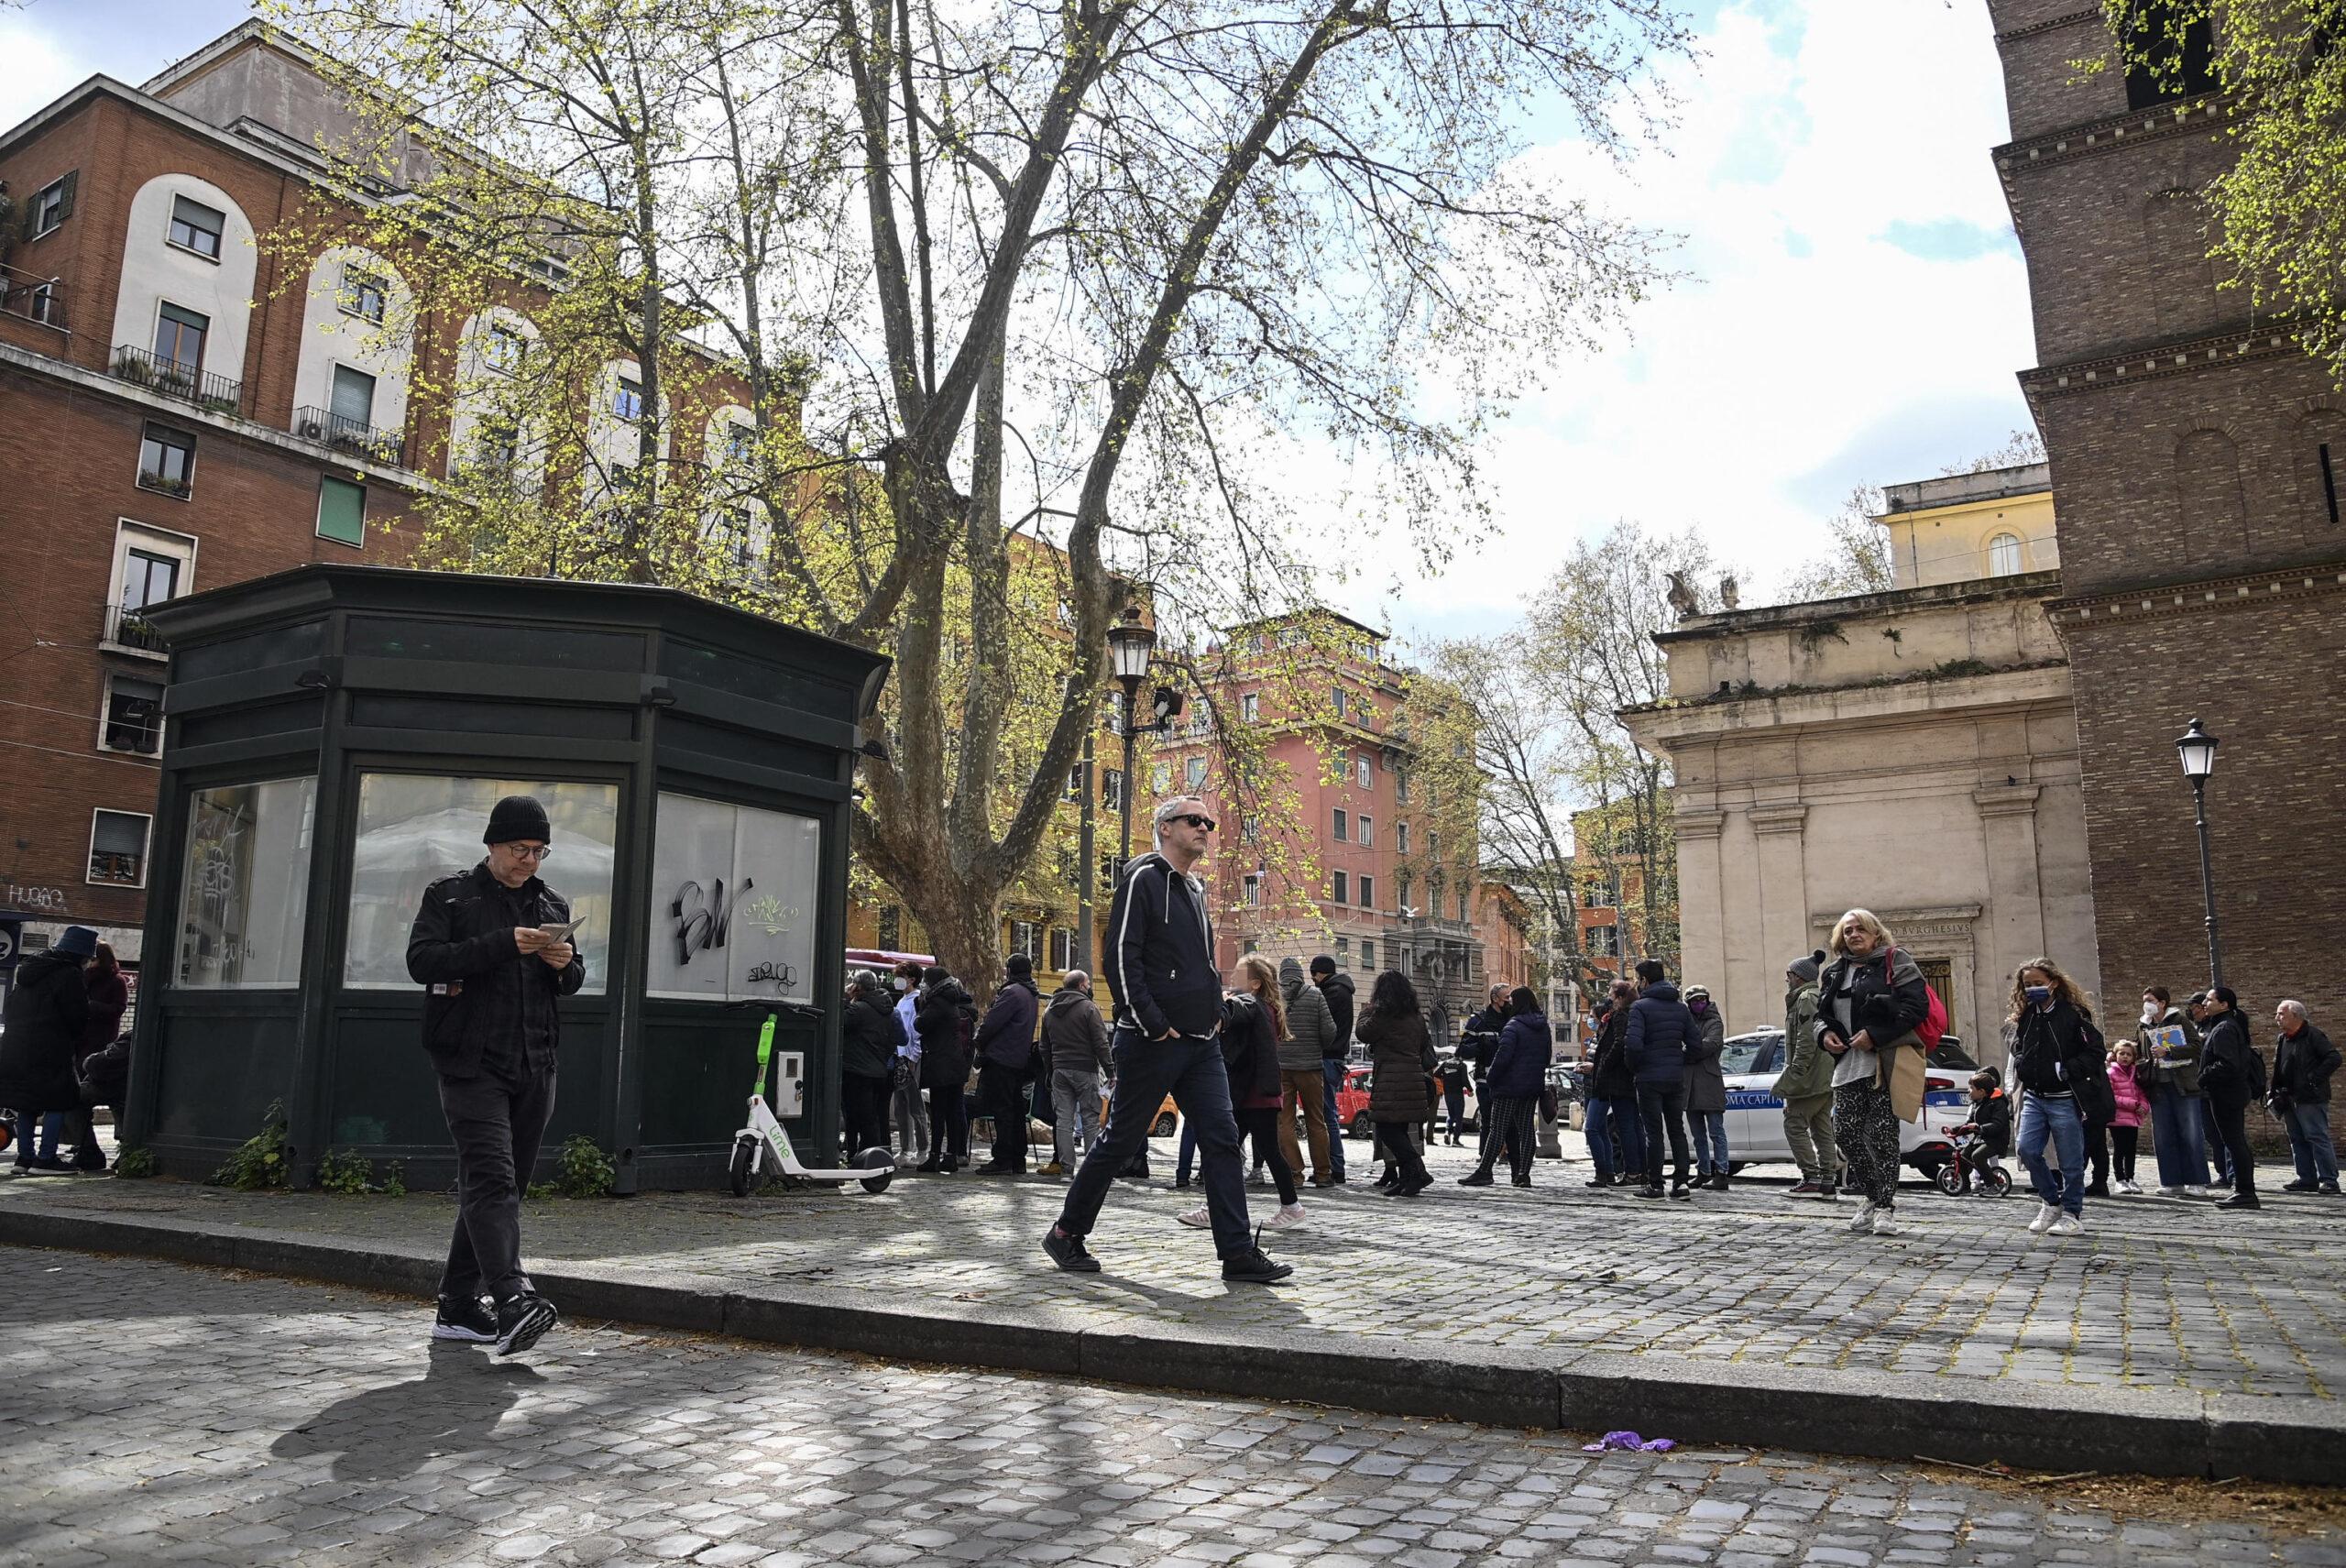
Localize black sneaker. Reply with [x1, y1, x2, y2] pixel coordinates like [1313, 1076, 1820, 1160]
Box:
[1635, 1183, 1665, 1200]
[1457, 1170, 1494, 1188]
[1511, 1174, 1533, 1189]
[1042, 1228, 1100, 1273]
[433, 1294, 499, 1343]
[1222, 1246, 1294, 1284]
[2282, 1179, 2318, 1193]
[1669, 1182, 1693, 1201]
[2322, 1182, 2341, 1196]
[493, 1293, 559, 1356]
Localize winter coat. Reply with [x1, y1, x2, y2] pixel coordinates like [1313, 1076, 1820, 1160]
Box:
[405, 862, 586, 1080]
[1219, 992, 1284, 1109]
[2137, 1006, 2202, 1097]
[1316, 970, 1357, 1054]
[1460, 1005, 1507, 1080]
[1813, 948, 1930, 1061]
[79, 969, 128, 1061]
[1103, 850, 1220, 1039]
[915, 979, 976, 1089]
[0, 951, 89, 1113]
[2197, 1009, 2261, 1109]
[1683, 1003, 1727, 1114]
[76, 1033, 131, 1111]
[1485, 1012, 1553, 1100]
[1277, 958, 1336, 1071]
[2011, 1000, 2105, 1102]
[2275, 1023, 2340, 1106]
[1624, 982, 1694, 1086]
[2108, 1058, 2148, 1128]
[1774, 982, 1832, 1101]
[1041, 987, 1113, 1076]
[840, 992, 901, 1081]
[1962, 1089, 2012, 1157]
[1589, 1006, 1636, 1100]
[973, 976, 1040, 1071]
[1358, 1009, 1437, 1124]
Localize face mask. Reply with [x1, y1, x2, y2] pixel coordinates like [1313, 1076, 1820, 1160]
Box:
[2141, 1002, 2158, 1025]
[893, 978, 909, 992]
[2025, 985, 2052, 1005]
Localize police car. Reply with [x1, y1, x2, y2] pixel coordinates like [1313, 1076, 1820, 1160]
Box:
[1716, 1027, 1979, 1179]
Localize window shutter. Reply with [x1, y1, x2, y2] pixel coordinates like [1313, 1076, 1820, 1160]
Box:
[317, 477, 367, 545]
[55, 170, 76, 222]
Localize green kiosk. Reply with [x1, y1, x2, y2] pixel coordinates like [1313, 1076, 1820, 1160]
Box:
[125, 565, 889, 1191]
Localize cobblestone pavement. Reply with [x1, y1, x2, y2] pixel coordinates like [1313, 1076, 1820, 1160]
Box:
[5, 1247, 2341, 1568]
[5, 1139, 2344, 1402]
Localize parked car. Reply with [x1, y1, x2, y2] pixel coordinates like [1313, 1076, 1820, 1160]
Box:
[1707, 1027, 1977, 1179]
[1337, 1063, 1476, 1136]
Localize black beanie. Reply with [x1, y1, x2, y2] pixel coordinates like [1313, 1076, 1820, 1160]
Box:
[484, 794, 552, 845]
[1309, 955, 1335, 977]
[1005, 953, 1034, 979]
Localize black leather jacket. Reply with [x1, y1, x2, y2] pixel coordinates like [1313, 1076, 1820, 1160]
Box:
[405, 862, 586, 1080]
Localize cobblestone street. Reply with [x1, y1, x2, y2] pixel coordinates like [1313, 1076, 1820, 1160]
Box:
[5, 1246, 2341, 1568]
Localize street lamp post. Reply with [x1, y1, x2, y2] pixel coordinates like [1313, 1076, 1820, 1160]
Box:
[1106, 607, 1158, 872]
[2176, 717, 2223, 989]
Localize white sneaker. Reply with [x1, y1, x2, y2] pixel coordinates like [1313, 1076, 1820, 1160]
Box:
[2027, 1202, 2059, 1234]
[1175, 1205, 1211, 1228]
[2048, 1212, 2084, 1237]
[1846, 1203, 1875, 1234]
[2160, 1185, 2186, 1197]
[1268, 1201, 1306, 1230]
[1869, 1208, 1900, 1237]
[2186, 1184, 2213, 1198]
[2120, 1179, 2142, 1195]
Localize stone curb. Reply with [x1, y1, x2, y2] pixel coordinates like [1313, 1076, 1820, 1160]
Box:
[5, 1205, 2338, 1483]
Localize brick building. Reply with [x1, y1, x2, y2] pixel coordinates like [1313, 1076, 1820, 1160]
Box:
[1987, 3, 2346, 1026]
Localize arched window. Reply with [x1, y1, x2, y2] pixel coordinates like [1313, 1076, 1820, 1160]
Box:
[1987, 532, 2023, 576]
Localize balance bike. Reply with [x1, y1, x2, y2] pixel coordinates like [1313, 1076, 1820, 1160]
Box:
[729, 1005, 894, 1197]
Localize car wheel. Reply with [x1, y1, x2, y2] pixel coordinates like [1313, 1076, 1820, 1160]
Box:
[1151, 1112, 1176, 1138]
[1348, 1114, 1368, 1138]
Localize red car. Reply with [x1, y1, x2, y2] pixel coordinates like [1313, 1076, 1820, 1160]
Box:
[1337, 1064, 1476, 1136]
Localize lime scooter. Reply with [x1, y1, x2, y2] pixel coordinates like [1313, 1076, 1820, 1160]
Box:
[728, 1002, 895, 1197]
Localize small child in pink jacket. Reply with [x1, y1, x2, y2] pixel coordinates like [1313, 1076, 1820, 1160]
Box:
[2107, 1039, 2148, 1194]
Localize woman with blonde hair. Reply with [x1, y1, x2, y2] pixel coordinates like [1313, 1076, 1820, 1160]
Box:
[2008, 956, 2108, 1236]
[1814, 908, 1930, 1234]
[1179, 954, 1304, 1230]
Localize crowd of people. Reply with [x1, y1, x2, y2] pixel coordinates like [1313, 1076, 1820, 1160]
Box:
[0, 924, 132, 1174]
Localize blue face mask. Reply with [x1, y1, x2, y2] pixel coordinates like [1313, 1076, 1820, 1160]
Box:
[2024, 985, 2052, 1005]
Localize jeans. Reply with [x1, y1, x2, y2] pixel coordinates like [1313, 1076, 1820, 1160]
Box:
[1051, 1068, 1102, 1168]
[436, 1065, 556, 1303]
[1278, 1068, 1332, 1182]
[1634, 1080, 1689, 1188]
[1321, 1058, 1348, 1176]
[2017, 1091, 2087, 1216]
[892, 1075, 929, 1161]
[1058, 1030, 1252, 1259]
[2147, 1082, 2209, 1188]
[981, 1060, 1028, 1168]
[1688, 1110, 1729, 1175]
[1584, 1094, 1642, 1181]
[1781, 1091, 1837, 1186]
[1443, 1086, 1466, 1141]
[2286, 1102, 2340, 1185]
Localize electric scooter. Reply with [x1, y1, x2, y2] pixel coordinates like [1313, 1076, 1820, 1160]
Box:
[728, 1002, 895, 1197]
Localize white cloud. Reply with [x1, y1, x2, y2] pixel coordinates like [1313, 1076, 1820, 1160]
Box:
[0, 12, 93, 134]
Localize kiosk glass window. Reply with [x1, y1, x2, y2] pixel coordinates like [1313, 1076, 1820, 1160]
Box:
[647, 793, 821, 1003]
[175, 778, 316, 988]
[344, 774, 617, 991]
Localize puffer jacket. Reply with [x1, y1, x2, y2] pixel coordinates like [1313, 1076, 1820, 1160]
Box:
[2109, 1057, 2148, 1128]
[973, 976, 1039, 1071]
[915, 979, 976, 1089]
[1220, 992, 1283, 1108]
[1774, 982, 1831, 1100]
[1359, 1009, 1437, 1124]
[1485, 1012, 1552, 1099]
[840, 992, 901, 1080]
[0, 951, 89, 1113]
[1041, 987, 1113, 1076]
[1683, 1003, 1727, 1114]
[1277, 958, 1336, 1071]
[405, 861, 587, 1080]
[1589, 1005, 1635, 1100]
[1624, 981, 1694, 1085]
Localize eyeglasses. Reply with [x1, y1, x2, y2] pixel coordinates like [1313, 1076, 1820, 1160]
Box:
[1170, 814, 1216, 831]
[501, 843, 553, 861]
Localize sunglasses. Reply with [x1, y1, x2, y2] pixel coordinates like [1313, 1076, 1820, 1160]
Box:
[1169, 814, 1216, 831]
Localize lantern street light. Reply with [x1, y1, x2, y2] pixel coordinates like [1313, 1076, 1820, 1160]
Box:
[2175, 717, 2223, 988]
[1104, 605, 1182, 880]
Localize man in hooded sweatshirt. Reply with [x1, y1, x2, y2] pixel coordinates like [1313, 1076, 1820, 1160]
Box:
[1276, 957, 1337, 1185]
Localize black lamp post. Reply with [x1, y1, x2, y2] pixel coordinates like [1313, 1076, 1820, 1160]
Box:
[1106, 606, 1160, 872]
[2176, 717, 2223, 988]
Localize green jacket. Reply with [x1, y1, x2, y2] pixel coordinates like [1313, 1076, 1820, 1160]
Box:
[1773, 982, 1832, 1100]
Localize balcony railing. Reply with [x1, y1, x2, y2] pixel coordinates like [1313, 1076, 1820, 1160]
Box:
[102, 603, 170, 657]
[0, 263, 65, 331]
[293, 404, 402, 465]
[111, 344, 243, 416]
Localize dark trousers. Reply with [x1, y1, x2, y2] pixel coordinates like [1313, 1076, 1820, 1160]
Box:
[926, 1082, 970, 1161]
[436, 1065, 555, 1304]
[2201, 1097, 2233, 1183]
[1635, 1080, 1689, 1188]
[1321, 1058, 1348, 1176]
[1238, 1106, 1299, 1206]
[981, 1061, 1029, 1168]
[2086, 1119, 2110, 1187]
[1474, 1095, 1537, 1179]
[2110, 1124, 2139, 1182]
[2208, 1094, 2257, 1197]
[1060, 1030, 1251, 1259]
[1473, 1080, 1490, 1147]
[1443, 1085, 1466, 1140]
[843, 1074, 891, 1157]
[1373, 1120, 1430, 1187]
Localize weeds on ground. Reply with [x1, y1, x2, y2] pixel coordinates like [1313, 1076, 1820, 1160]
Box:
[208, 1101, 290, 1190]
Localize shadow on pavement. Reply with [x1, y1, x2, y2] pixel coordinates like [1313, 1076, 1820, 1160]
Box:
[271, 1343, 547, 1481]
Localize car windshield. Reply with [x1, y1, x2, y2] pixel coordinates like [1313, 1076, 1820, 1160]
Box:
[1720, 1032, 1780, 1075]
[1927, 1035, 1976, 1069]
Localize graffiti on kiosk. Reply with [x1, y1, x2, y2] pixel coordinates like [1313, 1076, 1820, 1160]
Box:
[741, 894, 800, 938]
[6, 884, 70, 913]
[671, 876, 751, 966]
[745, 960, 798, 989]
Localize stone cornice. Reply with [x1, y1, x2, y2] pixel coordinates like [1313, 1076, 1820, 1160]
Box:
[2045, 560, 2346, 631]
[1993, 6, 2100, 45]
[2018, 326, 2300, 402]
[1992, 95, 2227, 179]
[1673, 810, 1727, 842]
[1749, 805, 1809, 837]
[1973, 784, 2043, 818]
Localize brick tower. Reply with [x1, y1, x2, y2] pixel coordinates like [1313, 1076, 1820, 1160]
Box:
[1986, 3, 2346, 1023]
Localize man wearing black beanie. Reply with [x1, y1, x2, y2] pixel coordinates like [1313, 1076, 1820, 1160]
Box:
[406, 794, 585, 1354]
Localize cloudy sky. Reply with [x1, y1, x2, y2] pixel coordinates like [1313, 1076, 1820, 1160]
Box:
[3, 0, 2041, 648]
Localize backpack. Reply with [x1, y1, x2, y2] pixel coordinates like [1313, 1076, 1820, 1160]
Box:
[1884, 948, 1947, 1051]
[2241, 1034, 2269, 1100]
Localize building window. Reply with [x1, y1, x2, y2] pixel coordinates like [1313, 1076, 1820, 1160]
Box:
[337, 265, 389, 323]
[614, 376, 645, 422]
[1010, 920, 1041, 962]
[1065, 765, 1083, 801]
[1458, 889, 1471, 922]
[1152, 762, 1172, 794]
[1102, 768, 1124, 809]
[485, 323, 528, 375]
[29, 172, 75, 237]
[89, 808, 152, 886]
[1239, 817, 1258, 846]
[1335, 937, 1351, 968]
[1428, 830, 1441, 860]
[1242, 873, 1262, 906]
[2124, 5, 2218, 110]
[122, 546, 181, 614]
[1332, 870, 1348, 904]
[1360, 938, 1376, 970]
[101, 675, 165, 755]
[1397, 768, 1411, 806]
[317, 477, 367, 547]
[877, 905, 902, 948]
[1398, 872, 1412, 911]
[1333, 809, 1350, 842]
[1242, 937, 1259, 955]
[137, 422, 197, 498]
[1986, 532, 2023, 576]
[723, 422, 755, 466]
[1356, 756, 1373, 789]
[330, 364, 378, 433]
[166, 194, 225, 260]
[154, 302, 208, 369]
[1049, 927, 1075, 971]
[1396, 821, 1409, 855]
[1359, 874, 1375, 910]
[1240, 692, 1259, 723]
[1332, 687, 1347, 718]
[1357, 815, 1374, 849]
[1186, 755, 1207, 789]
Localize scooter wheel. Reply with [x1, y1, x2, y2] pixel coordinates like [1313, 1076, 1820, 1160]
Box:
[728, 1135, 757, 1198]
[857, 1146, 895, 1194]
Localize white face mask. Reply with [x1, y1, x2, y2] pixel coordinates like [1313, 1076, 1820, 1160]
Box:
[2141, 1002, 2159, 1025]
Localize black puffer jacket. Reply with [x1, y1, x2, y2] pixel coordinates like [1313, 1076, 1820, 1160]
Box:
[1625, 982, 1694, 1085]
[1813, 949, 1929, 1057]
[1589, 1005, 1635, 1100]
[841, 992, 901, 1081]
[404, 862, 586, 1080]
[915, 979, 976, 1090]
[0, 951, 89, 1113]
[1360, 1009, 1437, 1124]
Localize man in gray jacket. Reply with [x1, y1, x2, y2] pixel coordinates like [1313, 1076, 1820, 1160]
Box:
[1042, 970, 1113, 1176]
[1277, 958, 1338, 1184]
